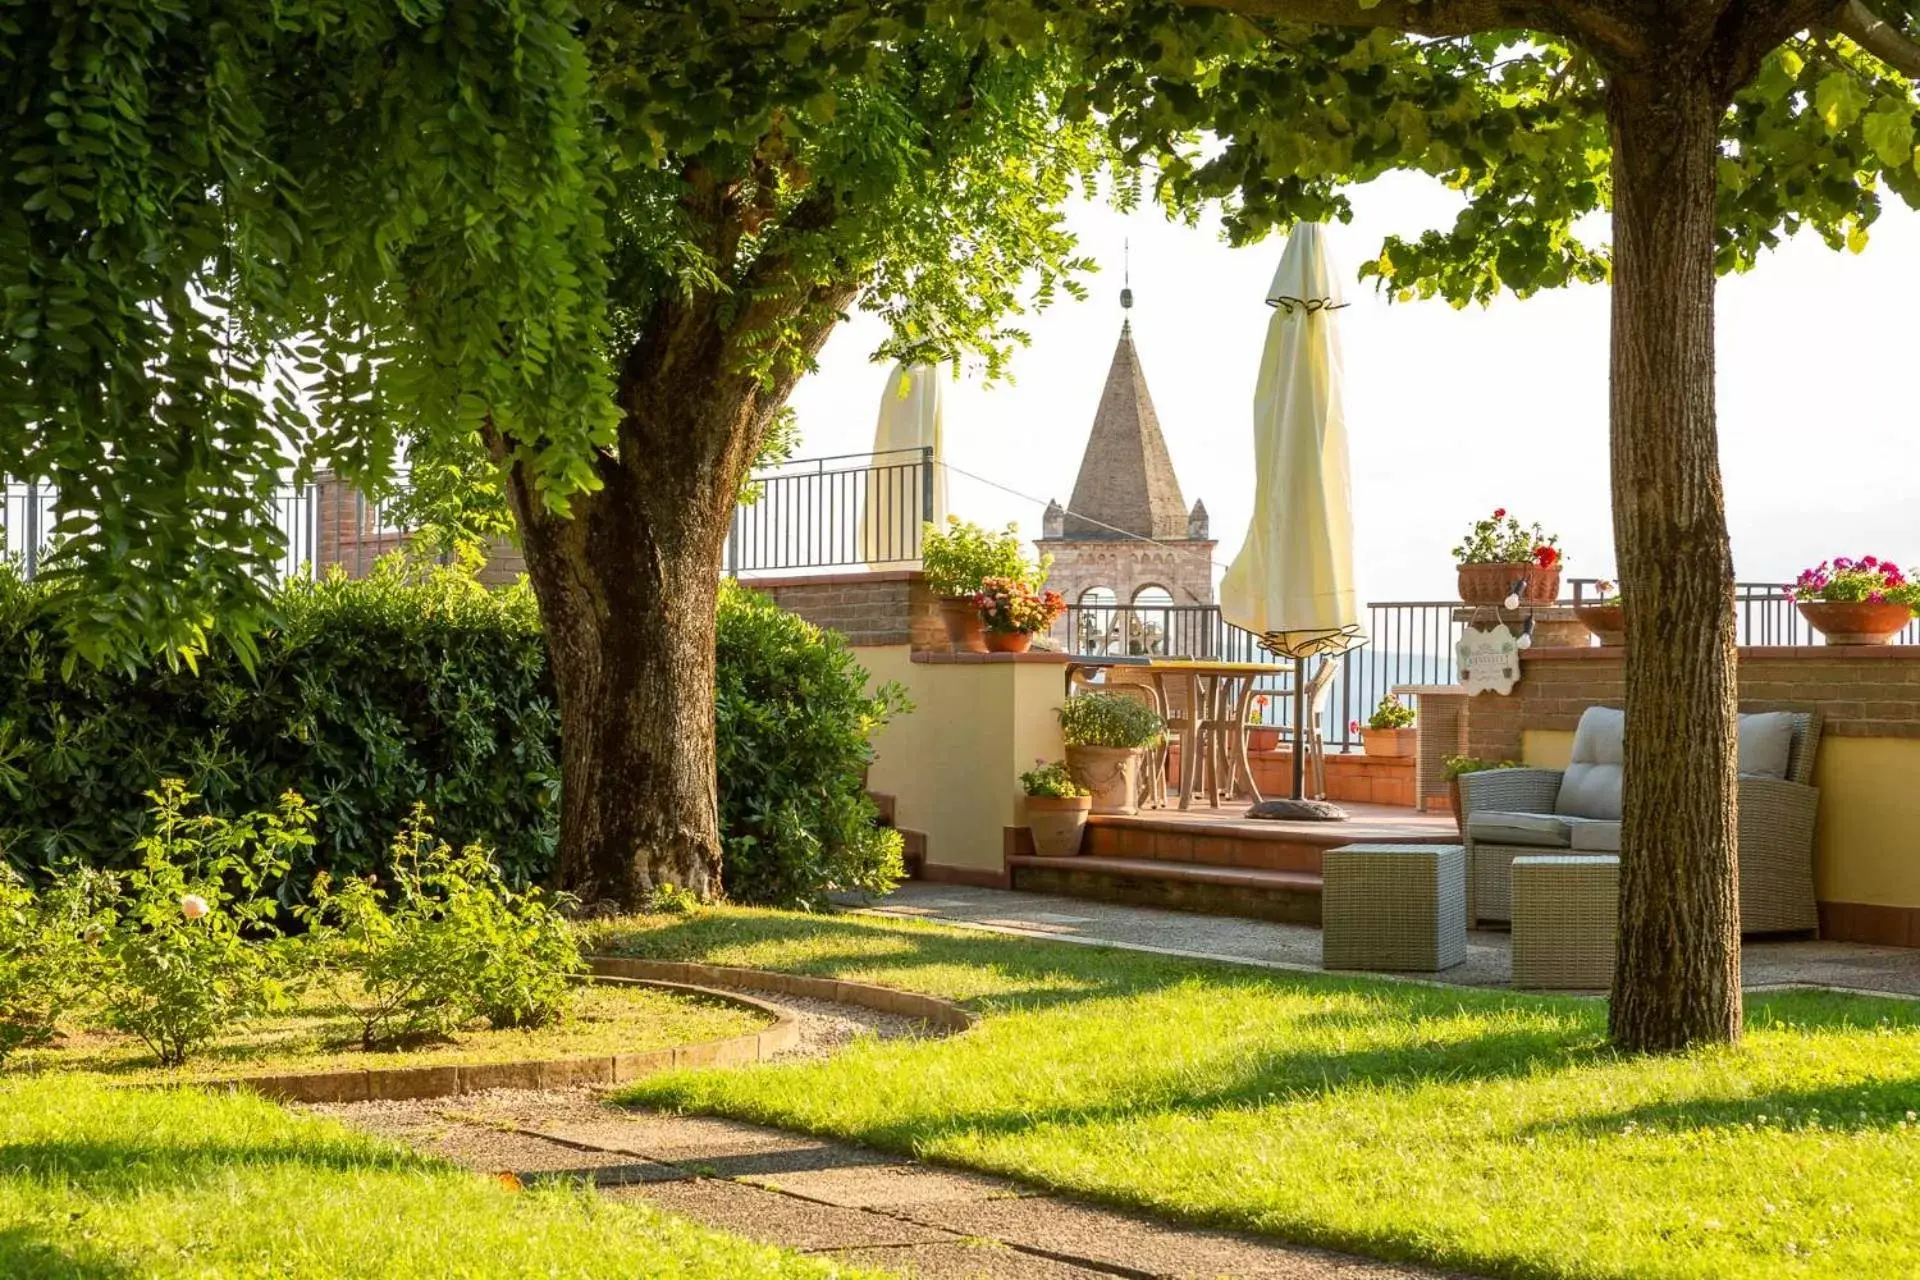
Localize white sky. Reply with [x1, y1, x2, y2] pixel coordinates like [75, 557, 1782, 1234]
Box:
[784, 172, 1920, 603]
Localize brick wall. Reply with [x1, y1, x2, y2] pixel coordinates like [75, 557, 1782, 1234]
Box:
[746, 569, 945, 650]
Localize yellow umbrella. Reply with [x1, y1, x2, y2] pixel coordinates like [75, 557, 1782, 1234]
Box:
[1218, 224, 1363, 805]
[860, 362, 945, 568]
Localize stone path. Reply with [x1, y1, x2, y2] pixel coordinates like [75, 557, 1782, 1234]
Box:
[318, 1086, 1457, 1279]
[857, 882, 1920, 998]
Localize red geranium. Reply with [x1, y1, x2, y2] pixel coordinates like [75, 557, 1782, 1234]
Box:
[1532, 544, 1560, 568]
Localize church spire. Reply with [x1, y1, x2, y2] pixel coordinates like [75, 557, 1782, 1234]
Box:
[1058, 302, 1188, 541]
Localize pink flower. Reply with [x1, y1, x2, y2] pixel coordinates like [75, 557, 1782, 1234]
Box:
[1349, 719, 1361, 735]
[1493, 508, 1507, 519]
[181, 895, 209, 920]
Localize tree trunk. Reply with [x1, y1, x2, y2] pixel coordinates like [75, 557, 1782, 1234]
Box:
[1605, 66, 1743, 1051]
[509, 455, 731, 906]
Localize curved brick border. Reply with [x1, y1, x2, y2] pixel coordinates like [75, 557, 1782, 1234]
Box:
[198, 977, 797, 1105]
[585, 955, 977, 1034]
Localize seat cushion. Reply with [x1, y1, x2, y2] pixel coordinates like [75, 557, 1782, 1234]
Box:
[1555, 706, 1624, 819]
[1738, 711, 1796, 781]
[1567, 818, 1621, 853]
[1467, 811, 1572, 848]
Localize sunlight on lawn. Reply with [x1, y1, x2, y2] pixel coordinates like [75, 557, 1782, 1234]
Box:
[600, 908, 1920, 1280]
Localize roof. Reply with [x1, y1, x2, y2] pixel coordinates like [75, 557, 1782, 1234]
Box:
[1059, 320, 1189, 540]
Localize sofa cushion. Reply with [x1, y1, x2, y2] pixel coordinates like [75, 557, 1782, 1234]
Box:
[1567, 818, 1622, 853]
[1738, 711, 1796, 781]
[1467, 811, 1572, 848]
[1555, 706, 1625, 820]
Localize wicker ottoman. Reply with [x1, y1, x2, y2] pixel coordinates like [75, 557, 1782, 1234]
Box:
[1510, 855, 1619, 990]
[1322, 844, 1466, 972]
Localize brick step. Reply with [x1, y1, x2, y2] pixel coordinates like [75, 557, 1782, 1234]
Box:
[869, 792, 898, 827]
[1007, 855, 1322, 925]
[897, 828, 927, 877]
[1082, 805, 1447, 875]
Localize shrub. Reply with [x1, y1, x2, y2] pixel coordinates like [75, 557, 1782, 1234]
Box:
[1020, 760, 1086, 798]
[715, 582, 910, 908]
[1452, 508, 1562, 567]
[298, 809, 582, 1048]
[0, 864, 113, 1064]
[1441, 755, 1524, 781]
[1366, 694, 1416, 731]
[1787, 557, 1920, 611]
[0, 554, 557, 887]
[1058, 692, 1164, 750]
[99, 783, 309, 1067]
[921, 517, 1047, 597]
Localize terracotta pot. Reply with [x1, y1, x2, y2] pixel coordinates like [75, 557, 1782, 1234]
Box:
[985, 629, 1033, 654]
[938, 596, 988, 653]
[1064, 744, 1143, 816]
[1456, 562, 1534, 605]
[1797, 599, 1915, 646]
[1573, 603, 1626, 646]
[1525, 564, 1562, 603]
[1359, 727, 1416, 758]
[1024, 794, 1091, 857]
[1246, 726, 1281, 753]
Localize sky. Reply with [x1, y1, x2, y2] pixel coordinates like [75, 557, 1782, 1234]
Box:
[782, 172, 1920, 604]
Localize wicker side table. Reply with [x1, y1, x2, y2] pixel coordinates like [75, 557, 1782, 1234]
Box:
[1322, 844, 1466, 972]
[1510, 855, 1619, 990]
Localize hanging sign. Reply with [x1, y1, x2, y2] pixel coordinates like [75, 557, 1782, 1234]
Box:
[1456, 624, 1522, 696]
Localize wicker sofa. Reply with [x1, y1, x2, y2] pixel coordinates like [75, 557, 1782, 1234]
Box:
[1459, 705, 1822, 935]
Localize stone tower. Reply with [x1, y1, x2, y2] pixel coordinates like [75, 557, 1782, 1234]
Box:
[1038, 295, 1215, 652]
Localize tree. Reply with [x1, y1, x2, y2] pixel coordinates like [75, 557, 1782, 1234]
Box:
[1085, 0, 1919, 1049]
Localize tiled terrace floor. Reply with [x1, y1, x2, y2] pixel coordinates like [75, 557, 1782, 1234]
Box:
[861, 882, 1920, 998]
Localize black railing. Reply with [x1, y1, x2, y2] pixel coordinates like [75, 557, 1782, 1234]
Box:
[727, 447, 934, 576]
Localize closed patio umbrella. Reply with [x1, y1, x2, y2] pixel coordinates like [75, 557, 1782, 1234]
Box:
[1217, 223, 1364, 811]
[861, 362, 945, 568]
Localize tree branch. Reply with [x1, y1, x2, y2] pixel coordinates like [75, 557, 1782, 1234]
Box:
[1176, 0, 1644, 66]
[1832, 0, 1920, 77]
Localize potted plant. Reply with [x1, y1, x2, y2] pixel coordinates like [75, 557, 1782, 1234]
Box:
[1441, 755, 1524, 836]
[1020, 760, 1091, 857]
[1355, 693, 1416, 757]
[1453, 508, 1563, 605]
[1247, 694, 1279, 752]
[972, 576, 1066, 653]
[921, 517, 1046, 653]
[1788, 557, 1920, 645]
[1058, 692, 1165, 816]
[1574, 579, 1627, 646]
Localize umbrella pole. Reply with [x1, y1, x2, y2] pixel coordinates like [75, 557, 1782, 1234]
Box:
[1291, 655, 1307, 801]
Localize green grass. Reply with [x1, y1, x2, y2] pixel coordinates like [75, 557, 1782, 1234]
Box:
[0, 1074, 872, 1278]
[593, 908, 1920, 1280]
[29, 981, 768, 1081]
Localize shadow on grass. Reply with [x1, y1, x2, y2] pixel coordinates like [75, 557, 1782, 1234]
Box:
[0, 1227, 134, 1279]
[0, 1132, 427, 1196]
[1520, 1073, 1920, 1140]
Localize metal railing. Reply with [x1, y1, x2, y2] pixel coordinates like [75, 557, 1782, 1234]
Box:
[726, 447, 934, 576]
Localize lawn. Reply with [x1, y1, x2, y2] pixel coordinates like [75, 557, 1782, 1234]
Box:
[0, 1074, 871, 1279]
[26, 980, 768, 1081]
[593, 908, 1920, 1280]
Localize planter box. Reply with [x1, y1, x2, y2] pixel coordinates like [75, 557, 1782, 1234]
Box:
[1360, 727, 1416, 758]
[1798, 600, 1914, 646]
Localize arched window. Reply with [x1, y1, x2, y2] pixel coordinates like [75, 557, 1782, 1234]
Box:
[1076, 587, 1117, 655]
[1129, 585, 1174, 655]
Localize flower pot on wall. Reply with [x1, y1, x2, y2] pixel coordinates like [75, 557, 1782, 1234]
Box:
[986, 630, 1033, 654]
[1797, 600, 1915, 646]
[1457, 563, 1533, 605]
[1247, 727, 1281, 753]
[1574, 604, 1626, 646]
[939, 597, 989, 653]
[1025, 794, 1091, 856]
[1360, 727, 1417, 758]
[1524, 565, 1561, 603]
[1064, 745, 1143, 816]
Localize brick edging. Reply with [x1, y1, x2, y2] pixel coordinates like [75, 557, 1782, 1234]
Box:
[585, 955, 978, 1033]
[194, 977, 798, 1105]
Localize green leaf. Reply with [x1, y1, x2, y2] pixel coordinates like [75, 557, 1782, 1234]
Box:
[1863, 102, 1916, 169]
[1816, 72, 1870, 132]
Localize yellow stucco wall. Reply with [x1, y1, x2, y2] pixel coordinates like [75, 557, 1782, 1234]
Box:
[856, 647, 1067, 873]
[1520, 726, 1920, 908]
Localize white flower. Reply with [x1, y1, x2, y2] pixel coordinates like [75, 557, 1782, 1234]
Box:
[180, 894, 210, 920]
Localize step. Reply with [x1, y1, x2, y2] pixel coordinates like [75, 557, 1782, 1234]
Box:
[869, 792, 898, 827]
[1006, 855, 1322, 925]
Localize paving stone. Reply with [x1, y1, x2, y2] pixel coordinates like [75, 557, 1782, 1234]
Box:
[741, 1161, 1030, 1209]
[608, 1178, 956, 1251]
[821, 1241, 1114, 1278]
[903, 1196, 1451, 1279]
[419, 1122, 689, 1186]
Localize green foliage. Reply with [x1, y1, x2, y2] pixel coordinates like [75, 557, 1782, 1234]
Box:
[1451, 508, 1561, 566]
[298, 809, 582, 1049]
[1365, 693, 1415, 731]
[0, 863, 111, 1064]
[1441, 755, 1524, 781]
[714, 583, 910, 909]
[1058, 692, 1165, 750]
[644, 884, 705, 916]
[0, 556, 557, 887]
[98, 783, 309, 1067]
[1020, 760, 1088, 799]
[1787, 557, 1920, 611]
[921, 518, 1048, 598]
